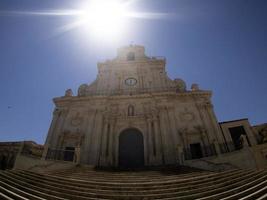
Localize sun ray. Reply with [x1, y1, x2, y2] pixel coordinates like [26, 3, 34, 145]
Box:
[0, 0, 173, 41]
[0, 10, 81, 16]
[55, 20, 84, 35]
[126, 12, 173, 20]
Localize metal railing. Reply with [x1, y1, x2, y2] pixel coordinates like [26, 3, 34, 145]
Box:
[46, 148, 75, 162]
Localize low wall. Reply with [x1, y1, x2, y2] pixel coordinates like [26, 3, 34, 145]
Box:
[184, 147, 257, 171]
[14, 154, 76, 173]
[251, 143, 267, 169]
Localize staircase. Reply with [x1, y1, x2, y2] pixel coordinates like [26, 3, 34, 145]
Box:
[0, 166, 266, 200]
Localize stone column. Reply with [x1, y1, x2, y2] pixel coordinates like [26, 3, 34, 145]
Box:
[99, 118, 109, 166]
[181, 128, 190, 160]
[81, 109, 96, 164]
[158, 106, 176, 164]
[54, 109, 69, 148]
[202, 128, 215, 156]
[89, 109, 103, 165]
[177, 144, 184, 164]
[194, 101, 212, 144]
[166, 106, 180, 144]
[196, 102, 222, 154]
[146, 117, 154, 164]
[205, 102, 225, 154]
[152, 116, 163, 164]
[42, 109, 61, 159]
[213, 139, 221, 156]
[167, 106, 185, 163]
[108, 118, 116, 166]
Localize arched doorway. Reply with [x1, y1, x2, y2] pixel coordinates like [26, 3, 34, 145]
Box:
[119, 128, 144, 168]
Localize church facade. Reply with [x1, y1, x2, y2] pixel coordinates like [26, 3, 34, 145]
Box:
[42, 45, 260, 168]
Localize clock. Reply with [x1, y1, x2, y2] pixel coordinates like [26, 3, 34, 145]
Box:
[125, 78, 137, 86]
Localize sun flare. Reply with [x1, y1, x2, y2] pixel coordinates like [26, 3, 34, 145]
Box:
[1, 0, 170, 42]
[78, 0, 129, 38]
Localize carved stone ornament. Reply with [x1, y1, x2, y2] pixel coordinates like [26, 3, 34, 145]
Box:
[65, 89, 73, 97]
[71, 112, 83, 127]
[191, 83, 200, 91]
[179, 108, 195, 122]
[78, 84, 88, 96]
[173, 78, 186, 92]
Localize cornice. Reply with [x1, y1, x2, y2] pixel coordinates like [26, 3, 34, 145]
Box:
[97, 59, 165, 67]
[53, 90, 212, 106]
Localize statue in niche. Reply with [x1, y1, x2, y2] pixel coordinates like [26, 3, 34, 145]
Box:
[191, 83, 200, 91]
[78, 84, 88, 96]
[240, 134, 249, 148]
[173, 78, 186, 92]
[65, 89, 73, 97]
[74, 145, 81, 164]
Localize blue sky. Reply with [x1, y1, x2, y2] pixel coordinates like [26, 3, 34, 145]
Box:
[0, 0, 267, 144]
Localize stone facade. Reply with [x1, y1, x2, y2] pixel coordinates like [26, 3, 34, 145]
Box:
[42, 45, 262, 168]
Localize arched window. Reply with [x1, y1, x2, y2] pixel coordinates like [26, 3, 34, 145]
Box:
[127, 52, 135, 61]
[128, 105, 134, 116]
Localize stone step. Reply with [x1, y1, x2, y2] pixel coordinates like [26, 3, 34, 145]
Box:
[4, 170, 257, 195]
[159, 171, 267, 200]
[0, 175, 108, 200]
[197, 177, 267, 200]
[224, 181, 267, 200]
[0, 191, 14, 200]
[50, 170, 204, 179]
[0, 180, 46, 200]
[1, 170, 265, 199]
[193, 173, 267, 200]
[49, 165, 203, 178]
[21, 170, 212, 184]
[256, 193, 267, 200]
[48, 172, 211, 182]
[16, 169, 247, 188]
[0, 175, 110, 200]
[51, 170, 203, 177]
[1, 168, 266, 200]
[8, 170, 253, 193]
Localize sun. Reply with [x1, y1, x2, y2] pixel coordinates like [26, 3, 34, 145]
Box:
[3, 0, 169, 43]
[78, 0, 129, 39]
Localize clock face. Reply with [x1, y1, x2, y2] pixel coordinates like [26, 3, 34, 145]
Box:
[125, 78, 137, 86]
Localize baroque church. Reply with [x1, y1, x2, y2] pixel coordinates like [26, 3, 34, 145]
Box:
[40, 45, 265, 169]
[1, 45, 267, 200]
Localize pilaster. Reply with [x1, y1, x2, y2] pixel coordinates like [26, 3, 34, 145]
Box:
[42, 108, 60, 159]
[158, 106, 176, 164]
